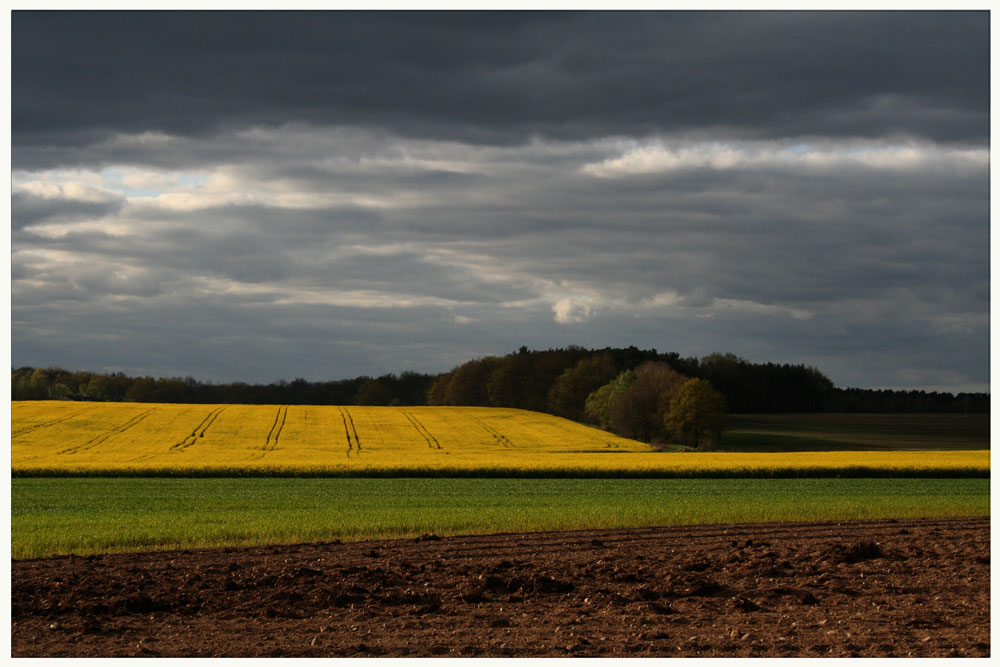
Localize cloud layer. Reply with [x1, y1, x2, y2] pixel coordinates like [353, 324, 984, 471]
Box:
[10, 11, 989, 391]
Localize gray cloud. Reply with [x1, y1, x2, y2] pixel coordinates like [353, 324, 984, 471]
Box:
[9, 11, 989, 392]
[13, 11, 988, 169]
[12, 191, 125, 228]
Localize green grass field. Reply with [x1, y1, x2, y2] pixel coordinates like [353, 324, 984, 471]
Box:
[721, 413, 990, 451]
[11, 477, 990, 559]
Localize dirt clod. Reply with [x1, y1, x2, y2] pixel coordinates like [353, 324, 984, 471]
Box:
[841, 541, 884, 563]
[11, 516, 989, 657]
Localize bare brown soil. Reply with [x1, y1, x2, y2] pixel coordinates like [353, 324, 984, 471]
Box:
[11, 516, 989, 657]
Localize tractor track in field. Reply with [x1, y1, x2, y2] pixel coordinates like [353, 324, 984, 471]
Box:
[56, 408, 157, 456]
[402, 411, 442, 450]
[12, 408, 92, 438]
[265, 406, 289, 452]
[338, 408, 355, 458]
[250, 406, 289, 460]
[10, 516, 989, 658]
[467, 414, 515, 448]
[171, 407, 227, 451]
[343, 408, 361, 452]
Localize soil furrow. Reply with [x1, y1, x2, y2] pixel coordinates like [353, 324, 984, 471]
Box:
[10, 517, 988, 658]
[402, 516, 990, 563]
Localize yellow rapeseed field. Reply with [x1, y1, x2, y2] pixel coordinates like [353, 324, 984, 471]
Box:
[11, 401, 988, 477]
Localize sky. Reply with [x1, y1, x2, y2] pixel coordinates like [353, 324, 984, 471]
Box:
[9, 10, 990, 392]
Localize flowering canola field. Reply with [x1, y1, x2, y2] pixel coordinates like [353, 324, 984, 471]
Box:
[11, 401, 988, 477]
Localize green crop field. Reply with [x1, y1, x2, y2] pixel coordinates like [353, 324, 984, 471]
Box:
[721, 413, 990, 452]
[10, 406, 990, 559]
[11, 477, 990, 559]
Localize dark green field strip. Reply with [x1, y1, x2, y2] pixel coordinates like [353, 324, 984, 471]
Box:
[11, 477, 990, 559]
[10, 465, 989, 479]
[723, 413, 990, 451]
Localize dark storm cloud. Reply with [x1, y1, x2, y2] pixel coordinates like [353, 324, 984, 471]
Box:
[12, 10, 988, 169]
[11, 190, 125, 228]
[10, 11, 989, 392]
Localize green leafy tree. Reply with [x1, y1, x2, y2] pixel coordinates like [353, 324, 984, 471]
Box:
[444, 356, 502, 406]
[547, 353, 618, 421]
[124, 376, 156, 402]
[26, 368, 50, 400]
[47, 382, 72, 400]
[353, 379, 394, 406]
[608, 361, 687, 442]
[665, 378, 728, 449]
[584, 369, 636, 429]
[486, 352, 533, 408]
[425, 373, 452, 405]
[86, 375, 111, 400]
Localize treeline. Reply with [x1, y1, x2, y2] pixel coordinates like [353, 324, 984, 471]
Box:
[11, 346, 988, 416]
[10, 367, 436, 407]
[829, 387, 988, 414]
[425, 347, 987, 415]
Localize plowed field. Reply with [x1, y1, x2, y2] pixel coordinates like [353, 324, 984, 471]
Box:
[11, 516, 989, 657]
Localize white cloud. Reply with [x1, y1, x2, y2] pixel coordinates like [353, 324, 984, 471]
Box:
[14, 178, 120, 204]
[552, 296, 595, 324]
[581, 139, 988, 178]
[712, 298, 813, 321]
[640, 291, 681, 308]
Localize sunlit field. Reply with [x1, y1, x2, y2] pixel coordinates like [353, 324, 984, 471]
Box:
[12, 477, 990, 559]
[11, 401, 988, 478]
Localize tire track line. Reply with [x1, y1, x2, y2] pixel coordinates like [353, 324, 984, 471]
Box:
[467, 413, 514, 448]
[57, 408, 157, 455]
[171, 406, 227, 450]
[251, 406, 289, 460]
[199, 406, 226, 437]
[12, 408, 92, 438]
[343, 408, 362, 452]
[263, 406, 283, 449]
[272, 406, 288, 449]
[338, 408, 354, 457]
[402, 411, 442, 450]
[266, 406, 289, 451]
[246, 406, 284, 460]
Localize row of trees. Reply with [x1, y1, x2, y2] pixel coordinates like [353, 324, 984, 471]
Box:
[12, 346, 989, 425]
[10, 367, 436, 407]
[425, 347, 988, 415]
[581, 362, 727, 447]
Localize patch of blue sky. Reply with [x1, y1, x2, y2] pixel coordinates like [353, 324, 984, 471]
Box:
[177, 173, 208, 187]
[99, 167, 207, 198]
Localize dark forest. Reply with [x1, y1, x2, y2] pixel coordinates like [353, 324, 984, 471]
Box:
[12, 347, 987, 417]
